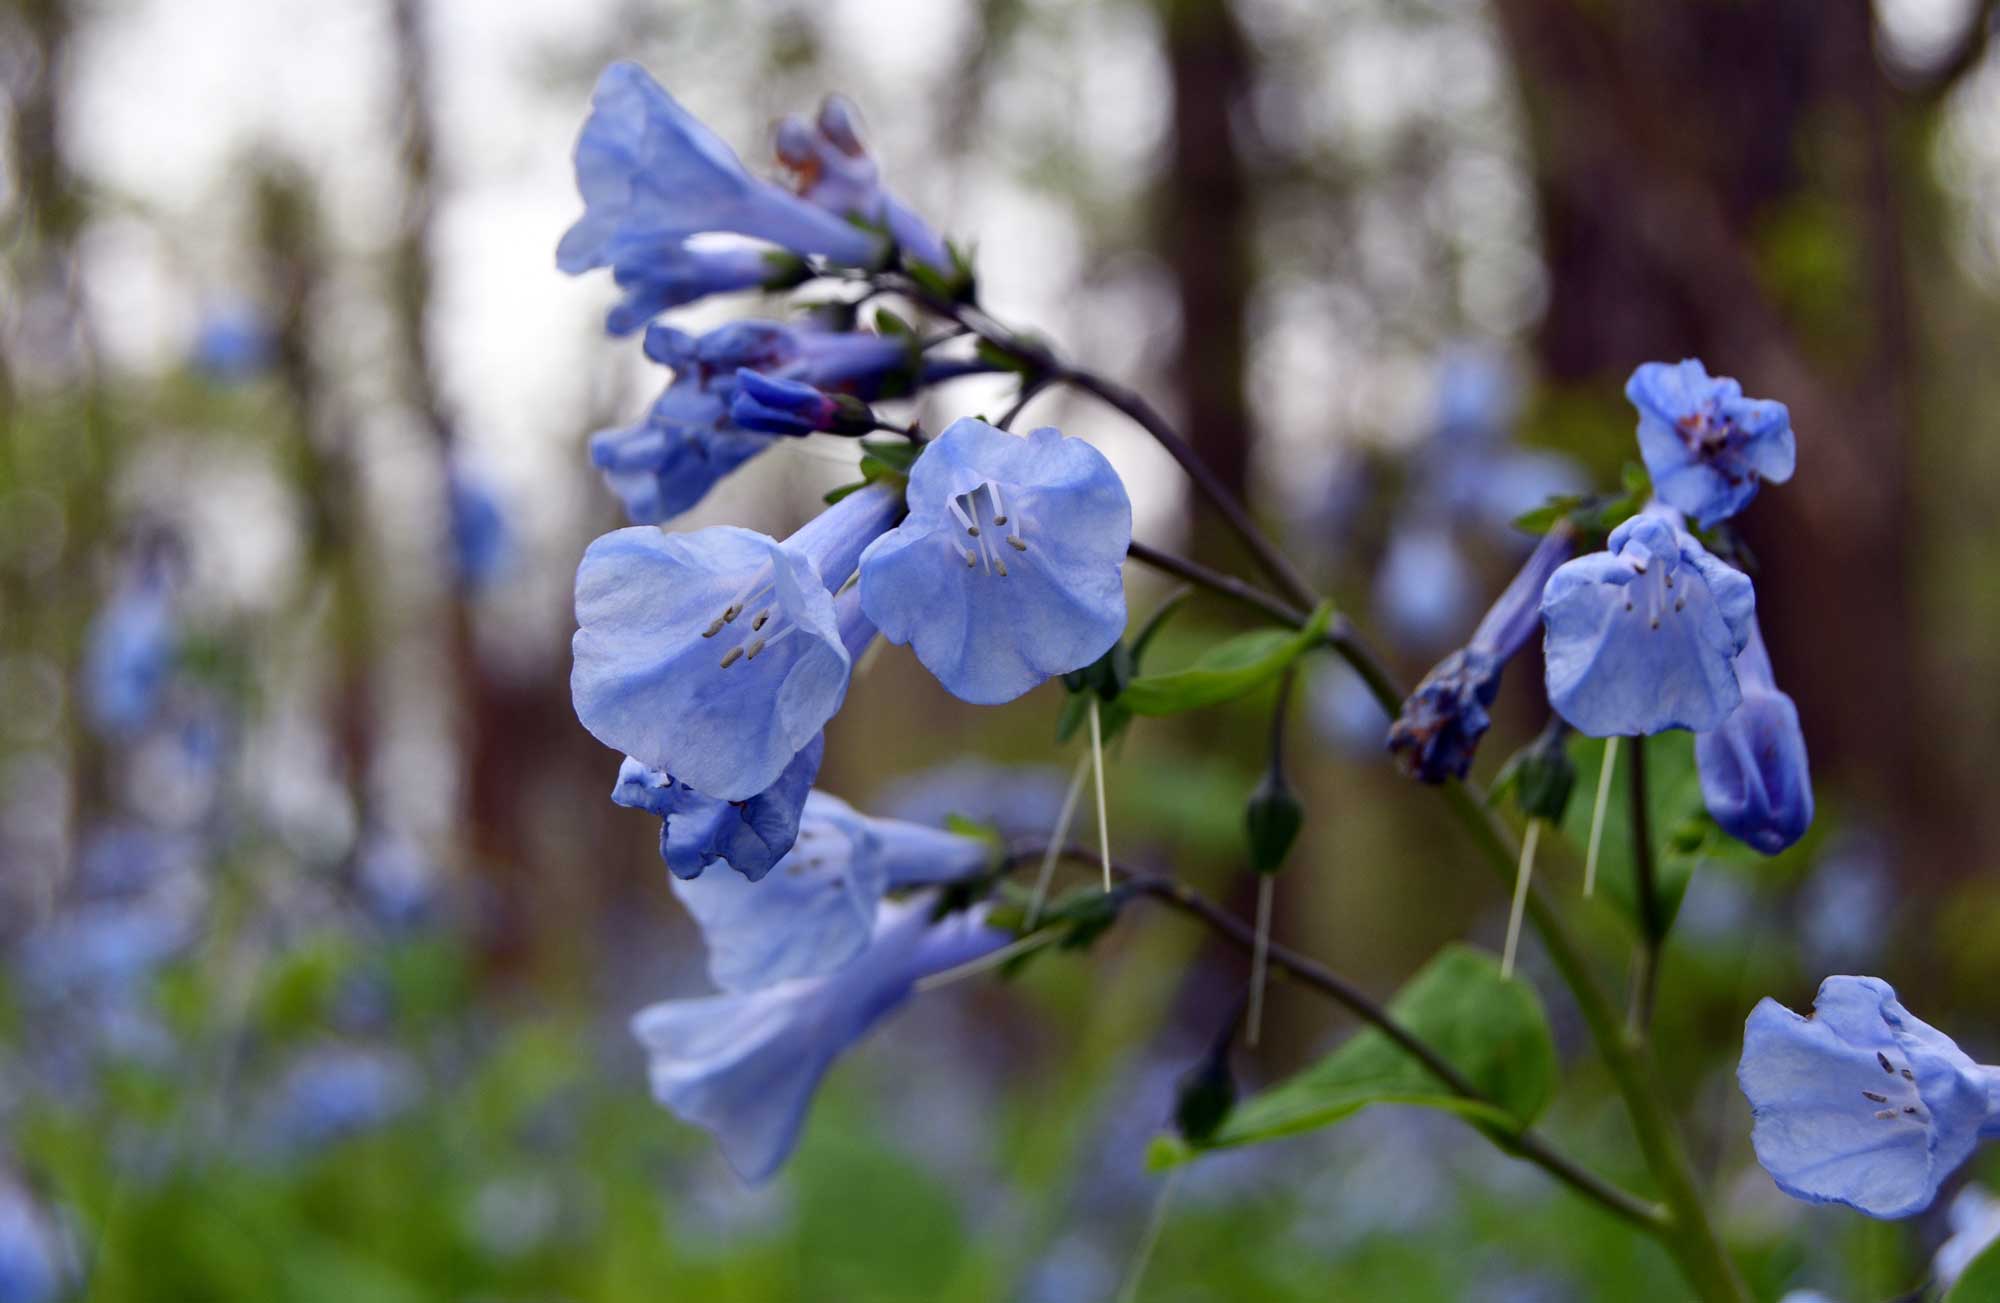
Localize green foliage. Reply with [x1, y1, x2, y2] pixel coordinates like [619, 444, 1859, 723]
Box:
[1120, 603, 1334, 717]
[1151, 945, 1557, 1167]
[1512, 462, 1649, 538]
[824, 438, 920, 503]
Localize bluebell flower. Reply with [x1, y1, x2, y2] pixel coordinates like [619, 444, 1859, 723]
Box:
[1627, 359, 1795, 528]
[670, 790, 990, 991]
[1541, 508, 1755, 737]
[266, 1045, 421, 1152]
[0, 1177, 65, 1303]
[612, 734, 825, 882]
[1738, 975, 2000, 1219]
[630, 894, 1008, 1182]
[1389, 526, 1576, 782]
[602, 238, 800, 336]
[83, 568, 175, 737]
[191, 302, 272, 382]
[1431, 344, 1518, 450]
[1695, 615, 1813, 854]
[775, 96, 950, 271]
[1374, 524, 1475, 650]
[16, 899, 197, 1000]
[558, 63, 881, 296]
[572, 483, 900, 801]
[858, 419, 1131, 705]
[1935, 1185, 2000, 1289]
[730, 370, 874, 437]
[1307, 663, 1392, 758]
[447, 461, 513, 591]
[589, 320, 911, 524]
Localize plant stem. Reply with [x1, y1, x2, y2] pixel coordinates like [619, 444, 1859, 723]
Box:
[1627, 734, 1665, 1032]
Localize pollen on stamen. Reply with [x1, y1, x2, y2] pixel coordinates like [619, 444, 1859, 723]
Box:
[723, 605, 742, 623]
[1875, 1109, 1898, 1120]
[745, 638, 767, 660]
[718, 646, 744, 668]
[1007, 536, 1027, 552]
[702, 618, 726, 638]
[966, 525, 980, 537]
[994, 558, 1008, 577]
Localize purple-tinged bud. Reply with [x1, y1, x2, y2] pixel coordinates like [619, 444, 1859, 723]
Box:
[729, 370, 879, 437]
[1695, 616, 1813, 854]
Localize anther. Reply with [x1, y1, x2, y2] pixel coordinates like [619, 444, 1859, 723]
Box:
[752, 609, 771, 631]
[994, 558, 1008, 577]
[1878, 1052, 1895, 1073]
[702, 618, 726, 638]
[1875, 1110, 1898, 1121]
[1862, 1090, 1888, 1103]
[966, 525, 980, 537]
[1675, 598, 1686, 612]
[723, 605, 742, 624]
[746, 638, 767, 660]
[718, 647, 744, 668]
[1650, 617, 1661, 631]
[1007, 536, 1027, 552]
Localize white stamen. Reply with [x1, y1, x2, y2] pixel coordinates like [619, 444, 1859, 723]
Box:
[948, 496, 978, 536]
[1089, 698, 1112, 893]
[1248, 874, 1276, 1047]
[914, 928, 1061, 993]
[1007, 536, 1027, 552]
[1583, 736, 1619, 897]
[1115, 1170, 1183, 1303]
[1502, 817, 1541, 978]
[987, 480, 1006, 526]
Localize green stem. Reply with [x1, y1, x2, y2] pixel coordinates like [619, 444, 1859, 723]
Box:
[1627, 733, 1665, 1033]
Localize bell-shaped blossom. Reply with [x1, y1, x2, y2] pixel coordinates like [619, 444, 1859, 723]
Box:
[589, 320, 911, 524]
[83, 566, 176, 738]
[775, 96, 950, 271]
[612, 734, 825, 882]
[670, 790, 990, 991]
[1389, 526, 1575, 783]
[557, 62, 881, 294]
[858, 419, 1131, 705]
[572, 484, 900, 802]
[1374, 524, 1475, 651]
[1696, 616, 1813, 854]
[601, 237, 799, 337]
[729, 370, 874, 437]
[1541, 508, 1755, 737]
[1627, 359, 1795, 528]
[1738, 975, 2000, 1219]
[631, 894, 1008, 1182]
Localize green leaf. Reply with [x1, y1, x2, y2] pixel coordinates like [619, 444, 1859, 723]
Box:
[1945, 1234, 2000, 1301]
[1120, 603, 1333, 717]
[1156, 946, 1556, 1163]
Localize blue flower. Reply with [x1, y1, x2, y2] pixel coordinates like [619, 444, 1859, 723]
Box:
[558, 63, 881, 290]
[1374, 524, 1474, 650]
[589, 320, 911, 525]
[631, 894, 1007, 1182]
[602, 238, 799, 336]
[266, 1045, 421, 1152]
[1935, 1186, 2000, 1289]
[876, 757, 1072, 839]
[670, 790, 990, 991]
[1389, 526, 1576, 782]
[1431, 343, 1518, 449]
[572, 484, 900, 801]
[1696, 615, 1813, 855]
[775, 96, 950, 271]
[858, 419, 1131, 705]
[83, 569, 175, 737]
[447, 462, 513, 591]
[613, 734, 825, 882]
[1540, 508, 1755, 737]
[1627, 359, 1795, 528]
[730, 370, 873, 437]
[1738, 975, 2000, 1219]
[191, 302, 272, 382]
[0, 1177, 65, 1303]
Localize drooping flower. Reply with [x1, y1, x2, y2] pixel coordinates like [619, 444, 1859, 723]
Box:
[612, 734, 825, 882]
[557, 63, 882, 295]
[1540, 508, 1755, 737]
[729, 370, 875, 437]
[775, 96, 950, 271]
[1935, 1185, 2000, 1289]
[670, 790, 990, 991]
[600, 237, 802, 337]
[572, 483, 899, 802]
[1738, 975, 2000, 1219]
[588, 320, 911, 525]
[1389, 525, 1576, 783]
[83, 564, 176, 738]
[631, 894, 1008, 1182]
[1695, 615, 1813, 854]
[1627, 359, 1795, 528]
[858, 419, 1131, 705]
[1374, 524, 1475, 650]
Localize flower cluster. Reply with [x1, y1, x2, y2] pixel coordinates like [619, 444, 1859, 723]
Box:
[560, 65, 1136, 1177]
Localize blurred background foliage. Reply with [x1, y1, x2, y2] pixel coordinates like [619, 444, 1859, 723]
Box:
[4, 0, 2000, 1298]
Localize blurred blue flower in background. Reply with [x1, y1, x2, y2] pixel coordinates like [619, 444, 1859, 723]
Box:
[446, 461, 514, 592]
[1934, 1185, 2000, 1290]
[1307, 663, 1392, 758]
[16, 899, 198, 1001]
[611, 734, 824, 882]
[265, 1045, 421, 1153]
[0, 1176, 67, 1303]
[630, 895, 1008, 1182]
[83, 563, 176, 739]
[875, 756, 1071, 840]
[601, 238, 799, 336]
[1627, 359, 1795, 528]
[1373, 524, 1475, 651]
[774, 95, 950, 271]
[353, 829, 441, 928]
[1799, 833, 1895, 971]
[1739, 975, 2000, 1218]
[859, 419, 1131, 705]
[571, 483, 898, 801]
[557, 63, 882, 308]
[1696, 615, 1813, 854]
[1541, 508, 1754, 737]
[1389, 524, 1575, 782]
[670, 790, 988, 992]
[190, 302, 272, 383]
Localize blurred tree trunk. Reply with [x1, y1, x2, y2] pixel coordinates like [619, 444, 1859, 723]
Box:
[1156, 0, 1257, 559]
[1492, 0, 1980, 871]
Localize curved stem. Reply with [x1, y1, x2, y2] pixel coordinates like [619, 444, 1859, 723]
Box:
[1002, 846, 1668, 1231]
